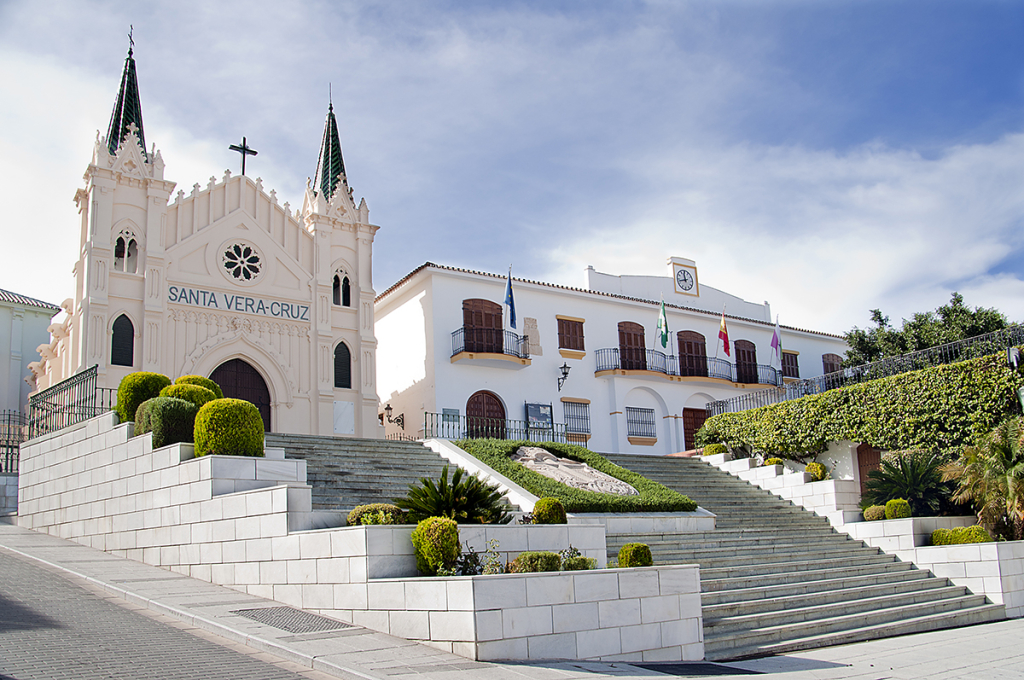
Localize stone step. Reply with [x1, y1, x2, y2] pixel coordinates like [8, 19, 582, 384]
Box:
[609, 540, 869, 564]
[701, 560, 919, 594]
[643, 546, 883, 571]
[700, 568, 937, 606]
[699, 552, 897, 582]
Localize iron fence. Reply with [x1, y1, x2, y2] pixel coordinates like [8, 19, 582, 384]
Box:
[27, 365, 114, 439]
[451, 327, 530, 359]
[595, 348, 780, 386]
[423, 412, 579, 445]
[0, 410, 27, 474]
[707, 323, 1024, 417]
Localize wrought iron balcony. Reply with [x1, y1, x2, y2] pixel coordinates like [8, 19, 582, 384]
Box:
[595, 348, 781, 387]
[451, 327, 530, 359]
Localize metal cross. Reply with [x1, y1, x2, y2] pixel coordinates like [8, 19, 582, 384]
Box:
[128, 25, 134, 55]
[229, 136, 258, 176]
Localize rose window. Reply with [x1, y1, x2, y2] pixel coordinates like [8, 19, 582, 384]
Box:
[222, 243, 262, 281]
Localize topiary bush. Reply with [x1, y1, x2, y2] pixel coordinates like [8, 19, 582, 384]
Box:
[193, 398, 264, 457]
[561, 555, 598, 571]
[174, 374, 224, 399]
[134, 396, 198, 449]
[395, 465, 512, 524]
[508, 551, 562, 573]
[532, 497, 567, 524]
[702, 443, 727, 456]
[763, 457, 785, 467]
[885, 498, 912, 519]
[160, 383, 218, 411]
[456, 439, 697, 513]
[116, 372, 172, 424]
[618, 542, 653, 568]
[347, 504, 407, 526]
[931, 528, 951, 545]
[410, 516, 460, 575]
[863, 505, 887, 521]
[932, 525, 992, 545]
[805, 462, 828, 482]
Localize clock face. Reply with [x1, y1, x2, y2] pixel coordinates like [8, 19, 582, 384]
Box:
[676, 268, 694, 291]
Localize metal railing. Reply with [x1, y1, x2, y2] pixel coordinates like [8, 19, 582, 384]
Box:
[27, 365, 115, 439]
[707, 323, 1024, 417]
[423, 412, 579, 445]
[0, 410, 27, 474]
[451, 327, 530, 359]
[595, 348, 781, 386]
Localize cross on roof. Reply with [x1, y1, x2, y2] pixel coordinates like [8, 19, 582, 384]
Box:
[229, 136, 258, 176]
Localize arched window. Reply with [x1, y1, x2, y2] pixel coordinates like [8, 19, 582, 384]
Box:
[332, 275, 341, 306]
[111, 314, 134, 366]
[677, 330, 708, 377]
[342, 276, 351, 307]
[618, 321, 646, 371]
[823, 353, 842, 374]
[735, 339, 758, 384]
[114, 235, 139, 273]
[462, 299, 503, 353]
[334, 342, 352, 389]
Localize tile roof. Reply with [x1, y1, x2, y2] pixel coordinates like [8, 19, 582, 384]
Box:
[0, 288, 61, 312]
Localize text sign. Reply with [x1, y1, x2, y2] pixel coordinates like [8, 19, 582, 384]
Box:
[168, 285, 310, 321]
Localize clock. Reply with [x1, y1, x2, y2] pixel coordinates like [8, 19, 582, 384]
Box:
[675, 268, 694, 291]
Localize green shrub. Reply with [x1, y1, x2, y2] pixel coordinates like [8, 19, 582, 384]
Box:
[696, 349, 1024, 456]
[159, 383, 218, 411]
[885, 498, 912, 519]
[863, 452, 952, 517]
[455, 439, 697, 513]
[116, 372, 172, 424]
[863, 505, 887, 521]
[532, 497, 567, 524]
[931, 527, 951, 545]
[347, 504, 406, 526]
[702, 443, 727, 456]
[410, 517, 460, 575]
[193, 398, 264, 457]
[561, 555, 597, 571]
[508, 551, 562, 573]
[135, 396, 197, 449]
[805, 462, 828, 482]
[932, 525, 993, 545]
[395, 465, 512, 524]
[174, 374, 224, 399]
[618, 543, 653, 567]
[763, 457, 785, 467]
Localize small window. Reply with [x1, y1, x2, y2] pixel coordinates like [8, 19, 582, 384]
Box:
[113, 236, 137, 273]
[563, 401, 590, 434]
[332, 275, 341, 306]
[342, 276, 351, 307]
[557, 318, 585, 351]
[823, 353, 842, 374]
[625, 406, 656, 438]
[782, 351, 800, 378]
[111, 314, 134, 366]
[334, 342, 351, 388]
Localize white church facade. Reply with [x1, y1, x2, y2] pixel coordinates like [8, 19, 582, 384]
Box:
[375, 259, 849, 455]
[30, 45, 381, 437]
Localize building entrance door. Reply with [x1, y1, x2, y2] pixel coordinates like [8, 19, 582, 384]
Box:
[466, 390, 505, 439]
[682, 407, 708, 451]
[857, 442, 882, 496]
[210, 359, 271, 432]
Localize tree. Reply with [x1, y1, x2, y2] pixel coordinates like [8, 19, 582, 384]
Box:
[844, 293, 1008, 367]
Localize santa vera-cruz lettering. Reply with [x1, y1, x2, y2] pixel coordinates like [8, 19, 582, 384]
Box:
[170, 286, 309, 321]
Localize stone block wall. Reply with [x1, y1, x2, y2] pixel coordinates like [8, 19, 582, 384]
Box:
[900, 541, 1024, 618]
[843, 516, 976, 553]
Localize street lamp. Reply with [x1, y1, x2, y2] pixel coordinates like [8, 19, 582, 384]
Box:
[558, 363, 571, 392]
[384, 403, 405, 430]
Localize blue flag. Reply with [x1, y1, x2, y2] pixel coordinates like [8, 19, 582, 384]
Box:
[504, 267, 516, 330]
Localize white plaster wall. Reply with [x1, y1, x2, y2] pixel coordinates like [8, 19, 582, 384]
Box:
[0, 300, 57, 413]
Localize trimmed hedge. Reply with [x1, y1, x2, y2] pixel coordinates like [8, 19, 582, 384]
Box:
[618, 543, 653, 567]
[863, 505, 886, 521]
[885, 498, 912, 519]
[697, 350, 1024, 457]
[160, 383, 218, 410]
[135, 396, 198, 449]
[805, 462, 828, 482]
[410, 517, 459, 575]
[508, 551, 562, 573]
[174, 374, 224, 399]
[702, 443, 727, 456]
[562, 555, 598, 571]
[116, 372, 171, 423]
[932, 525, 992, 545]
[455, 439, 697, 513]
[763, 457, 784, 467]
[533, 498, 567, 524]
[193, 398, 264, 457]
[347, 504, 407, 526]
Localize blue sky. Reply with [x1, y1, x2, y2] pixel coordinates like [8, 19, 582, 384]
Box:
[1, 0, 1022, 334]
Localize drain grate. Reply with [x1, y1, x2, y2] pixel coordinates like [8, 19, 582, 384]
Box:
[230, 606, 354, 634]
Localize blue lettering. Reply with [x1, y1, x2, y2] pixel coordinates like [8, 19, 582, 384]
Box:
[187, 288, 199, 306]
[207, 291, 218, 308]
[300, 305, 309, 321]
[244, 297, 255, 314]
[223, 294, 233, 308]
[270, 301, 280, 316]
[168, 286, 179, 302]
[255, 300, 266, 315]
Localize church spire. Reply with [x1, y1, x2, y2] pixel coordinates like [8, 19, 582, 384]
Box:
[313, 98, 347, 200]
[106, 27, 147, 160]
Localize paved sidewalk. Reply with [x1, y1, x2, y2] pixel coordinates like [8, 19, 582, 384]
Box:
[3, 522, 1024, 679]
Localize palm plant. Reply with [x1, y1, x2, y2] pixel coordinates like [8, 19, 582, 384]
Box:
[940, 416, 1024, 540]
[862, 452, 952, 517]
[395, 465, 513, 524]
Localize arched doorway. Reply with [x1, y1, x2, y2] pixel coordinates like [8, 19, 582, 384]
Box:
[466, 390, 505, 439]
[210, 359, 271, 432]
[618, 321, 647, 371]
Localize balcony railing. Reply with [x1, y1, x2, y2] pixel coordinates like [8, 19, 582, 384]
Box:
[706, 323, 1024, 417]
[27, 365, 116, 439]
[423, 412, 581, 445]
[451, 327, 530, 359]
[595, 348, 781, 386]
[0, 410, 27, 474]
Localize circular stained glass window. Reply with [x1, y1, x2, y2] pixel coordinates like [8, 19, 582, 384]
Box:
[222, 243, 262, 281]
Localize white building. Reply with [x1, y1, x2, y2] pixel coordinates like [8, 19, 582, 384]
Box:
[376, 258, 848, 455]
[30, 44, 381, 437]
[0, 290, 59, 414]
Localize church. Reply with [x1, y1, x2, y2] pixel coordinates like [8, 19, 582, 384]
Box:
[29, 44, 381, 437]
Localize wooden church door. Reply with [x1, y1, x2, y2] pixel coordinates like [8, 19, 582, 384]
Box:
[210, 359, 271, 432]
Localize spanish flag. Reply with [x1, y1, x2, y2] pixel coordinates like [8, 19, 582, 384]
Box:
[718, 313, 730, 357]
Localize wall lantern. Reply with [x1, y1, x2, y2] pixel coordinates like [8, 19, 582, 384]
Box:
[558, 363, 571, 392]
[384, 403, 405, 430]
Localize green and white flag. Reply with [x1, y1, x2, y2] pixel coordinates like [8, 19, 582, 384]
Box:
[657, 298, 669, 348]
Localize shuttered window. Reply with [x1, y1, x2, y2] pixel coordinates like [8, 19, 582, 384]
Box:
[823, 353, 842, 374]
[782, 351, 800, 378]
[110, 314, 134, 367]
[557, 318, 585, 351]
[334, 342, 352, 389]
[677, 330, 708, 377]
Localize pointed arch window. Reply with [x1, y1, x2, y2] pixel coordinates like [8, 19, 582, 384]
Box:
[114, 235, 139, 273]
[333, 275, 341, 306]
[342, 276, 351, 307]
[334, 342, 352, 389]
[111, 314, 134, 366]
[332, 273, 352, 307]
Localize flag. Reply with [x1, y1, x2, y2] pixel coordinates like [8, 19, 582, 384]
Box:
[656, 298, 669, 349]
[718, 313, 730, 357]
[504, 267, 516, 330]
[770, 315, 782, 365]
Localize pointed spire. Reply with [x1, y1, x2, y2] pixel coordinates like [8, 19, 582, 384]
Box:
[313, 97, 347, 200]
[106, 26, 147, 160]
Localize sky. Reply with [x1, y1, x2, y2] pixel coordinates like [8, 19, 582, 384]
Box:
[1, 0, 1022, 336]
